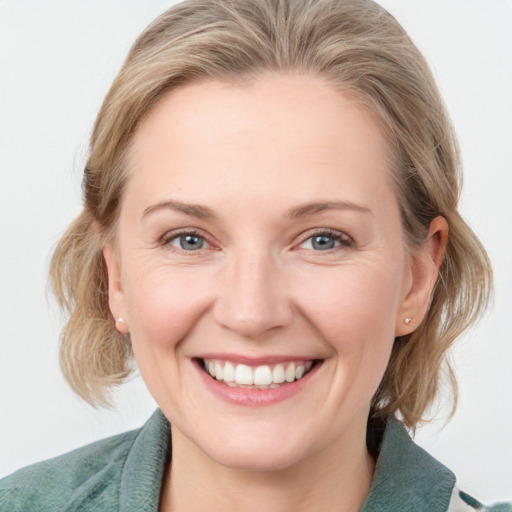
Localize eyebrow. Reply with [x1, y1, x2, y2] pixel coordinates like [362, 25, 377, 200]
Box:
[142, 200, 216, 220]
[285, 201, 373, 218]
[142, 199, 372, 220]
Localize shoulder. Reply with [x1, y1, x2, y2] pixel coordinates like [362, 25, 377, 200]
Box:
[0, 409, 170, 512]
[362, 416, 511, 512]
[0, 427, 140, 512]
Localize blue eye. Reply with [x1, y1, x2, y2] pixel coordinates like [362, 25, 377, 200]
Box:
[311, 235, 337, 250]
[299, 231, 351, 251]
[168, 233, 205, 251]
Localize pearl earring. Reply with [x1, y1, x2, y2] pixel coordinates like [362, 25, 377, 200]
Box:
[118, 317, 125, 323]
[404, 317, 413, 326]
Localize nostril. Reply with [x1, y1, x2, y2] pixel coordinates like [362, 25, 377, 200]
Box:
[213, 297, 294, 339]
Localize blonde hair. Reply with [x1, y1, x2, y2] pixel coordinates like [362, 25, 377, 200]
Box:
[50, 0, 492, 428]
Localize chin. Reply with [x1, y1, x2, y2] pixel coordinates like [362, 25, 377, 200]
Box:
[209, 444, 306, 473]
[197, 425, 316, 473]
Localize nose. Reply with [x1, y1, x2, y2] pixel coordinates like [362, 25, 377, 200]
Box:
[213, 249, 294, 339]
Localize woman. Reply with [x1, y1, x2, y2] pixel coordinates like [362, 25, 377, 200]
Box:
[1, 0, 510, 510]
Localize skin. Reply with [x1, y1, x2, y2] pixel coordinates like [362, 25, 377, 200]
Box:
[104, 73, 447, 512]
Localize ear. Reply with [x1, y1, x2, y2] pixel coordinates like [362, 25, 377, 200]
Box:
[395, 216, 449, 336]
[103, 244, 129, 334]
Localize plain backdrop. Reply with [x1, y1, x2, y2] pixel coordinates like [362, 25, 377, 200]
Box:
[1, 0, 511, 502]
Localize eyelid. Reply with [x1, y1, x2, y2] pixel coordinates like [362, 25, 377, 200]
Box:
[160, 227, 216, 251]
[158, 227, 353, 252]
[295, 228, 354, 249]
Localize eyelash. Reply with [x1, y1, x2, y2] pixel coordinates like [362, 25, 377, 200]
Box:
[296, 228, 354, 252]
[160, 228, 353, 253]
[160, 229, 213, 253]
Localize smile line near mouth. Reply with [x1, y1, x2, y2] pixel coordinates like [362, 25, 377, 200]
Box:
[197, 358, 319, 389]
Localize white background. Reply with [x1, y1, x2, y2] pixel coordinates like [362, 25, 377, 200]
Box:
[1, 0, 511, 503]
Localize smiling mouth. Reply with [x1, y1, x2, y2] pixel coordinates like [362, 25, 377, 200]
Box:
[197, 358, 319, 389]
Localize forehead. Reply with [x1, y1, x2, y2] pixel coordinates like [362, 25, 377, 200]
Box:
[124, 73, 396, 213]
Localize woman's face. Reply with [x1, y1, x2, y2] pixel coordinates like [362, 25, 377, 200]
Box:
[106, 73, 424, 471]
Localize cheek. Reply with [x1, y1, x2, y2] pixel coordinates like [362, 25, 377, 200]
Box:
[295, 263, 403, 342]
[291, 260, 404, 398]
[123, 265, 209, 353]
[301, 266, 401, 404]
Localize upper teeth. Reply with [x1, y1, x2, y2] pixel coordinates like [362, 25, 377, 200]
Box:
[203, 359, 313, 387]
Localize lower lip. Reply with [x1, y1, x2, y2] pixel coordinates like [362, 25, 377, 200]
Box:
[194, 359, 321, 407]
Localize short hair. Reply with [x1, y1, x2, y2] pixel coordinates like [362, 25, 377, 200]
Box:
[50, 0, 492, 428]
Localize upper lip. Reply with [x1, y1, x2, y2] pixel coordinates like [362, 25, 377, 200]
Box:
[195, 353, 321, 365]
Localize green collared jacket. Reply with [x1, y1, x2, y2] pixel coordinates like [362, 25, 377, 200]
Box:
[1, 409, 510, 511]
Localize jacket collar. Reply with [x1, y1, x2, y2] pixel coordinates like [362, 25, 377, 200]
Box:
[119, 410, 455, 511]
[120, 409, 171, 512]
[361, 416, 455, 511]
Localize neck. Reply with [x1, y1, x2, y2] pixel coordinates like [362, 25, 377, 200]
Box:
[159, 419, 375, 512]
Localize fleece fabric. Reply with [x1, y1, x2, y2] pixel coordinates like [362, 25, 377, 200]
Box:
[1, 409, 510, 511]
